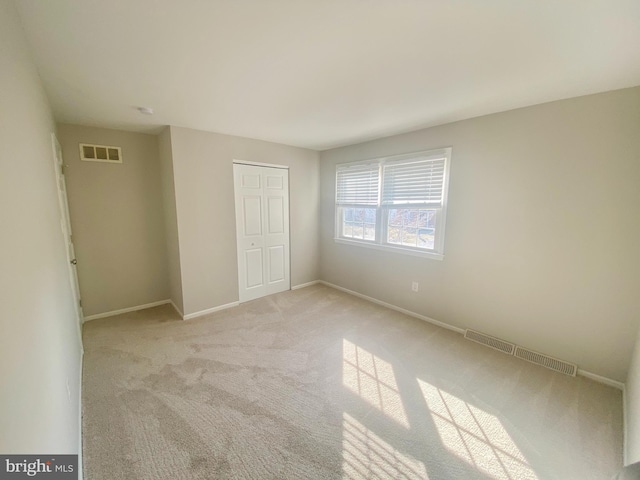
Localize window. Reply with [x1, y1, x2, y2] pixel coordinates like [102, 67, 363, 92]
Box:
[335, 148, 451, 259]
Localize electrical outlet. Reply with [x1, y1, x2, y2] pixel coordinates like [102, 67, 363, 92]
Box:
[412, 281, 419, 292]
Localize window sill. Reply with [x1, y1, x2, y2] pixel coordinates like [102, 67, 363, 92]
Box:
[334, 237, 444, 261]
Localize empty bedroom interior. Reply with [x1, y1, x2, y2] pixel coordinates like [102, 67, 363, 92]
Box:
[1, 1, 640, 479]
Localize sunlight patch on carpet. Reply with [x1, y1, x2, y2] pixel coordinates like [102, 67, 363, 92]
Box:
[342, 412, 428, 479]
[419, 380, 538, 480]
[342, 339, 409, 428]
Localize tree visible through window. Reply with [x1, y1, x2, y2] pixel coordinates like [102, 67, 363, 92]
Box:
[335, 148, 451, 258]
[387, 208, 437, 250]
[342, 207, 377, 241]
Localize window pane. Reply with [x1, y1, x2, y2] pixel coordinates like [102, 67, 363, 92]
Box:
[405, 210, 419, 227]
[340, 207, 377, 242]
[364, 224, 375, 240]
[388, 226, 401, 244]
[388, 209, 402, 226]
[402, 210, 413, 226]
[386, 207, 440, 250]
[418, 209, 437, 228]
[418, 228, 435, 249]
[402, 227, 418, 247]
[364, 208, 376, 223]
[418, 210, 429, 227]
[344, 208, 354, 222]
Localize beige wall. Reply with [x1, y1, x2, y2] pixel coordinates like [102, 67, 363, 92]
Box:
[0, 0, 82, 454]
[58, 124, 169, 317]
[158, 127, 184, 314]
[626, 329, 640, 464]
[169, 126, 320, 316]
[320, 87, 640, 382]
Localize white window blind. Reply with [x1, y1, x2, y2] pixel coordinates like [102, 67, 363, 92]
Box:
[381, 155, 446, 207]
[336, 163, 380, 206]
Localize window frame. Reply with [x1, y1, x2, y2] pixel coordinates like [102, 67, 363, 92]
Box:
[334, 148, 451, 260]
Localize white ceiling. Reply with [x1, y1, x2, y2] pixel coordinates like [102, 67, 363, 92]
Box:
[15, 0, 640, 150]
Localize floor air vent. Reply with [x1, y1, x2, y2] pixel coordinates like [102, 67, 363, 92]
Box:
[514, 346, 577, 376]
[464, 329, 515, 355]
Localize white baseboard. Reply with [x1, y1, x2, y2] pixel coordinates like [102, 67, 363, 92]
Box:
[319, 280, 465, 335]
[82, 299, 171, 322]
[183, 301, 239, 320]
[577, 369, 625, 390]
[169, 300, 184, 319]
[291, 280, 320, 290]
[319, 280, 625, 390]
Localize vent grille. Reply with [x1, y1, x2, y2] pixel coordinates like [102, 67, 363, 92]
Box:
[464, 329, 515, 355]
[464, 328, 578, 377]
[80, 143, 122, 163]
[514, 346, 577, 376]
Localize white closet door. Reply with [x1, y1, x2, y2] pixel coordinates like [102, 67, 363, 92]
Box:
[234, 163, 290, 303]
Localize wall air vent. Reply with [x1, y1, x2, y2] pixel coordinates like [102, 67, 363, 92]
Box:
[464, 329, 515, 355]
[514, 346, 577, 376]
[80, 143, 122, 163]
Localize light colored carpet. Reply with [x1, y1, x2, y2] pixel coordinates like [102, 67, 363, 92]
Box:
[82, 284, 622, 479]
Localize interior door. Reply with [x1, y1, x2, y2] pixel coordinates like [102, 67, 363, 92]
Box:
[234, 163, 290, 303]
[51, 134, 84, 326]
